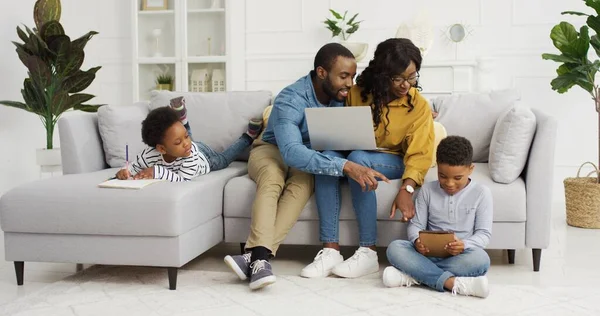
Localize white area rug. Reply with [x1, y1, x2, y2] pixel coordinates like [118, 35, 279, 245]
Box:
[0, 265, 598, 316]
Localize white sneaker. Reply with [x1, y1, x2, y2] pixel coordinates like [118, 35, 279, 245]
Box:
[332, 247, 379, 278]
[382, 266, 419, 288]
[452, 276, 489, 298]
[300, 248, 344, 278]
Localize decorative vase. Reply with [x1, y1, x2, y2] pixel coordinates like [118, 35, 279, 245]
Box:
[339, 41, 368, 62]
[152, 28, 162, 58]
[210, 0, 221, 9]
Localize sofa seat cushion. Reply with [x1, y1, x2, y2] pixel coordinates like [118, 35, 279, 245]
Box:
[0, 162, 248, 237]
[224, 163, 525, 223]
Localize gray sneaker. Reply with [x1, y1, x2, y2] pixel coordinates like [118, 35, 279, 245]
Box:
[249, 259, 276, 290]
[224, 252, 252, 281]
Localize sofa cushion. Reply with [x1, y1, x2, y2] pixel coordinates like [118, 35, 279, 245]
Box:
[0, 162, 248, 236]
[149, 90, 272, 156]
[424, 163, 525, 222]
[431, 89, 520, 162]
[431, 121, 448, 168]
[224, 163, 525, 223]
[489, 104, 537, 184]
[97, 102, 149, 168]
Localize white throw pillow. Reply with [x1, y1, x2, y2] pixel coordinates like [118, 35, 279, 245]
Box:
[432, 89, 521, 162]
[489, 103, 537, 184]
[97, 103, 149, 168]
[431, 121, 448, 168]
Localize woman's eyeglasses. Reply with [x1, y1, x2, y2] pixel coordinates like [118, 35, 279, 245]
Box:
[390, 74, 420, 86]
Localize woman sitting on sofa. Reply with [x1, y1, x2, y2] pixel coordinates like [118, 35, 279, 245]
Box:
[301, 38, 435, 279]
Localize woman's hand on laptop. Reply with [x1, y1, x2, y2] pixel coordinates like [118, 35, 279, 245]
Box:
[343, 161, 390, 192]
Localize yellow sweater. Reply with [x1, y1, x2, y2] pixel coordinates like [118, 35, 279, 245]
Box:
[346, 85, 434, 186]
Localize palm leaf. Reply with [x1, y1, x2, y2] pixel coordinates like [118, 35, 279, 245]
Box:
[74, 104, 104, 112]
[0, 101, 28, 111]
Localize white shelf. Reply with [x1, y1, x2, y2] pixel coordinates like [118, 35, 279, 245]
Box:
[188, 8, 225, 13]
[138, 57, 177, 64]
[186, 56, 227, 63]
[138, 10, 175, 15]
[132, 0, 231, 101]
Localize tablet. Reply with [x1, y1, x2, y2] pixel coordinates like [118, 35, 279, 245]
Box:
[418, 230, 456, 258]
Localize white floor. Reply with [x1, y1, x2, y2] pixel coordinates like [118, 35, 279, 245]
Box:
[1, 201, 599, 308]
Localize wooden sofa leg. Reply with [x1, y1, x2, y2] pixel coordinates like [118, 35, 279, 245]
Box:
[532, 249, 542, 272]
[14, 261, 24, 286]
[240, 243, 246, 255]
[168, 268, 178, 290]
[507, 249, 515, 264]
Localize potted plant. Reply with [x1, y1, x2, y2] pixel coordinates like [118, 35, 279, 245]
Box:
[156, 74, 174, 91]
[0, 0, 102, 168]
[323, 9, 368, 62]
[542, 0, 600, 228]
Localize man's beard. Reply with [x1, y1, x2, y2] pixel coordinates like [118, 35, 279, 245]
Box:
[322, 77, 345, 102]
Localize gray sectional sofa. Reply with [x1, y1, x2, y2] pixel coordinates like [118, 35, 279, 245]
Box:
[0, 90, 557, 289]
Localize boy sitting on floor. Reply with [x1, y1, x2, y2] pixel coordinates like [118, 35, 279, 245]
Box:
[384, 135, 493, 298]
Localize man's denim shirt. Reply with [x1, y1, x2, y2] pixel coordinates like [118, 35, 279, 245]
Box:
[262, 72, 347, 177]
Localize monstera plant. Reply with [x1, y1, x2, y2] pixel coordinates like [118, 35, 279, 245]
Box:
[0, 0, 102, 150]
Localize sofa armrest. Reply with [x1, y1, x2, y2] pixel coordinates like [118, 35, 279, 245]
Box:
[524, 108, 558, 249]
[58, 112, 107, 174]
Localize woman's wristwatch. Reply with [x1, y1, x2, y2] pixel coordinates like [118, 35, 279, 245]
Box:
[401, 184, 415, 194]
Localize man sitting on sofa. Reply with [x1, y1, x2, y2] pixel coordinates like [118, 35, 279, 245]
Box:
[224, 43, 390, 290]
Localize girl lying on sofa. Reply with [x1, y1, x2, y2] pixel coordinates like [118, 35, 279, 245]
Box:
[115, 97, 263, 182]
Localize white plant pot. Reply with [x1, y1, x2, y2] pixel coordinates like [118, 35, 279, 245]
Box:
[36, 148, 62, 167]
[340, 41, 369, 62]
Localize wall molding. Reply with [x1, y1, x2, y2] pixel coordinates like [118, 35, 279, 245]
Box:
[246, 53, 479, 67]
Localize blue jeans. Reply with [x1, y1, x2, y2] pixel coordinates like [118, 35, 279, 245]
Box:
[185, 123, 252, 171]
[386, 240, 490, 292]
[315, 150, 405, 247]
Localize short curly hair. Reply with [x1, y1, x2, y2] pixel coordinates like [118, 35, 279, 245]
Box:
[436, 136, 473, 166]
[141, 107, 181, 147]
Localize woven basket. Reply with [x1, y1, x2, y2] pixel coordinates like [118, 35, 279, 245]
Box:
[564, 161, 600, 228]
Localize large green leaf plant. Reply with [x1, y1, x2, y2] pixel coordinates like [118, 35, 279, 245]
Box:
[543, 0, 600, 181]
[0, 0, 102, 149]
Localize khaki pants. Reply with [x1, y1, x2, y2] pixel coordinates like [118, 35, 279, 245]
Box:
[244, 140, 314, 256]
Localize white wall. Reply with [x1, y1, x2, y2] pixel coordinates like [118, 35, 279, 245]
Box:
[242, 0, 597, 203]
[0, 0, 593, 203]
[0, 0, 131, 196]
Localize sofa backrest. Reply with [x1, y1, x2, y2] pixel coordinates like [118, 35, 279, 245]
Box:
[97, 90, 272, 168]
[149, 90, 272, 153]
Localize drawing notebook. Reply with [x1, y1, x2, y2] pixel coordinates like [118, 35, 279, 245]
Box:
[98, 179, 163, 190]
[418, 230, 456, 258]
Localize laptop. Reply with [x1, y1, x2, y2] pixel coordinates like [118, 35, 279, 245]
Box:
[305, 106, 388, 151]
